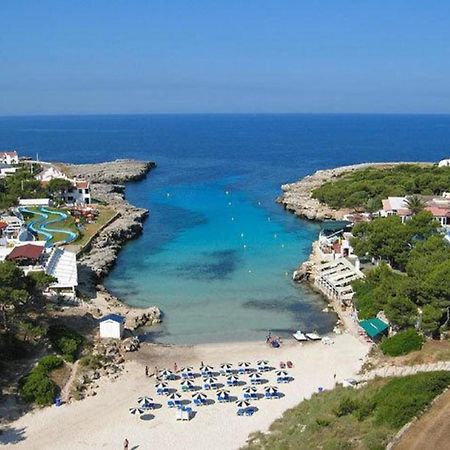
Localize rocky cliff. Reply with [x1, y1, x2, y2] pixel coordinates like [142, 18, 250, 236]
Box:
[277, 162, 414, 221]
[66, 159, 155, 280]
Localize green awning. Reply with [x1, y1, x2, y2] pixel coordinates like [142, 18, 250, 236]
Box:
[359, 318, 389, 338]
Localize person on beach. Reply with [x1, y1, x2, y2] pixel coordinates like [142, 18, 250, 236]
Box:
[123, 438, 129, 449]
[145, 366, 149, 377]
[154, 366, 158, 377]
[174, 362, 178, 373]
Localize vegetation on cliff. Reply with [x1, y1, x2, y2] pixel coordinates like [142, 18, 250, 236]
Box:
[351, 214, 450, 336]
[245, 371, 450, 450]
[312, 164, 450, 211]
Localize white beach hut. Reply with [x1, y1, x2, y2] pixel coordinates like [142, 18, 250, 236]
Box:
[99, 314, 125, 339]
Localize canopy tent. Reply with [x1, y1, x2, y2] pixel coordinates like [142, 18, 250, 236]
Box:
[359, 317, 389, 339]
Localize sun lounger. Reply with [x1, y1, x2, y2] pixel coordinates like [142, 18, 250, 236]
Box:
[168, 400, 176, 408]
[245, 407, 256, 416]
[194, 398, 204, 406]
[237, 408, 245, 416]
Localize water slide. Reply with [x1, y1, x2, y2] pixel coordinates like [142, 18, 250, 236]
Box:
[19, 207, 78, 246]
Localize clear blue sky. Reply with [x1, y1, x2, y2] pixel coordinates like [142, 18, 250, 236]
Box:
[1, 0, 450, 115]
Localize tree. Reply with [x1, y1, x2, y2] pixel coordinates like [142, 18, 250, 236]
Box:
[47, 178, 73, 199]
[405, 195, 425, 215]
[421, 305, 443, 336]
[0, 261, 30, 331]
[27, 271, 57, 291]
[384, 295, 418, 329]
[405, 210, 439, 241]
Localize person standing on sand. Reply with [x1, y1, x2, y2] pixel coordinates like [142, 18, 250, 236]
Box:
[145, 366, 149, 377]
[154, 366, 158, 377]
[123, 438, 129, 449]
[174, 362, 178, 373]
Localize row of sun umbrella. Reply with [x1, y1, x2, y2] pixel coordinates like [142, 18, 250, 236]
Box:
[130, 385, 281, 414]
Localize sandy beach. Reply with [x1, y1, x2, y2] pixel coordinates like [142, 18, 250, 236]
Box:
[2, 333, 368, 450]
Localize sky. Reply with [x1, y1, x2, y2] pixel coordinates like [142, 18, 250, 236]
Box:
[1, 0, 450, 115]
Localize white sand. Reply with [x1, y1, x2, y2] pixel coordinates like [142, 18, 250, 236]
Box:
[2, 333, 368, 450]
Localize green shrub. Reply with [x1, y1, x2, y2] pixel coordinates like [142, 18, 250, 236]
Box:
[47, 325, 85, 362]
[333, 396, 359, 417]
[19, 355, 63, 406]
[373, 371, 450, 428]
[316, 417, 332, 427]
[380, 329, 424, 356]
[37, 355, 63, 372]
[20, 369, 57, 406]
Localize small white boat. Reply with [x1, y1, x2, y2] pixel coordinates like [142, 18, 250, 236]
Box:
[305, 332, 322, 341]
[292, 330, 308, 342]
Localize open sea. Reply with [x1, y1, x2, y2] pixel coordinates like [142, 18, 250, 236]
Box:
[1, 114, 449, 344]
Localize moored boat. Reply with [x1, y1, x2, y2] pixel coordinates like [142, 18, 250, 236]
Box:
[305, 332, 322, 341]
[292, 330, 308, 341]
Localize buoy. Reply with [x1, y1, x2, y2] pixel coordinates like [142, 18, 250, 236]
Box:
[231, 217, 235, 221]
[225, 190, 229, 195]
[240, 233, 244, 238]
[281, 244, 285, 248]
[228, 202, 232, 206]
[267, 217, 271, 221]
[166, 193, 170, 197]
[248, 269, 252, 273]
[258, 201, 261, 206]
[243, 244, 247, 249]
[274, 233, 277, 238]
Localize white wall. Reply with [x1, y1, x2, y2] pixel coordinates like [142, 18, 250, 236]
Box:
[99, 320, 123, 339]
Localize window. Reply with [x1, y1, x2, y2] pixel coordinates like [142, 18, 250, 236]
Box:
[78, 189, 83, 194]
[85, 189, 89, 194]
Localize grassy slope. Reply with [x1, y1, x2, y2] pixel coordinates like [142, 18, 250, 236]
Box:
[243, 372, 450, 450]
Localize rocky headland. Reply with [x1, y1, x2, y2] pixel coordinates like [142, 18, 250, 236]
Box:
[67, 159, 155, 278]
[64, 159, 162, 328]
[277, 162, 427, 221]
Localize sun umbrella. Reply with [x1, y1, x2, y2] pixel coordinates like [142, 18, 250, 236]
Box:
[250, 372, 262, 379]
[264, 386, 279, 393]
[221, 363, 233, 369]
[192, 392, 207, 400]
[243, 386, 257, 393]
[129, 407, 145, 415]
[238, 362, 251, 367]
[203, 376, 217, 383]
[180, 380, 194, 387]
[236, 400, 251, 408]
[155, 381, 168, 388]
[276, 370, 288, 377]
[137, 396, 153, 406]
[159, 369, 173, 378]
[227, 375, 239, 381]
[216, 389, 230, 396]
[256, 360, 269, 366]
[168, 392, 182, 400]
[181, 367, 194, 373]
[200, 364, 213, 372]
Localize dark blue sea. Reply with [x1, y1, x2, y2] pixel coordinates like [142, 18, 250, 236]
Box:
[1, 114, 449, 343]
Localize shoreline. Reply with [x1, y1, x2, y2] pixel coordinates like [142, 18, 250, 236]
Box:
[1, 334, 370, 449]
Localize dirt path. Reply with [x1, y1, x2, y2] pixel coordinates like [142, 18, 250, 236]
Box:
[394, 389, 450, 450]
[60, 360, 80, 402]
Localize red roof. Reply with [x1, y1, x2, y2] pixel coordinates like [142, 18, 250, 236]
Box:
[0, 221, 7, 230]
[6, 244, 44, 261]
[75, 180, 89, 189]
[425, 206, 450, 218]
[0, 151, 18, 157]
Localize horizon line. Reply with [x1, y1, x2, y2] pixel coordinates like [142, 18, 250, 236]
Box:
[2, 111, 450, 119]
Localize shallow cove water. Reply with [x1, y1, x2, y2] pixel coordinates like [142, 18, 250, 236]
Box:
[1, 114, 448, 344]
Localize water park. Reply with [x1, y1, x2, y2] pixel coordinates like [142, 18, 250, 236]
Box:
[19, 206, 79, 246]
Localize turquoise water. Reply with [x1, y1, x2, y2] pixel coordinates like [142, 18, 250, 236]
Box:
[106, 178, 334, 343]
[2, 114, 449, 344]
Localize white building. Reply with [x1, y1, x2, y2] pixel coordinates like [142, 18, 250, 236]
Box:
[45, 248, 78, 297]
[19, 198, 51, 207]
[99, 314, 125, 339]
[0, 150, 19, 165]
[0, 164, 18, 178]
[62, 180, 91, 205]
[36, 166, 68, 182]
[438, 158, 450, 167]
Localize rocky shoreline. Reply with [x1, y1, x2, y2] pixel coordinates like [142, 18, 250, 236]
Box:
[277, 162, 429, 221]
[65, 159, 162, 327]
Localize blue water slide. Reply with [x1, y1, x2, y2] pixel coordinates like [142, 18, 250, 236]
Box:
[19, 206, 78, 246]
